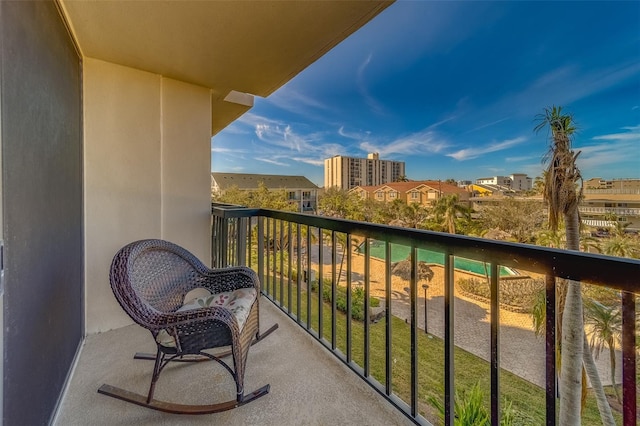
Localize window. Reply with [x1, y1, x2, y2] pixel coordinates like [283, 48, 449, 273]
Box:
[376, 192, 384, 199]
[411, 191, 419, 200]
[389, 191, 397, 199]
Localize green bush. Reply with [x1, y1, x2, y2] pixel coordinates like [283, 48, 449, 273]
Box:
[429, 382, 515, 426]
[310, 278, 379, 321]
[457, 277, 544, 313]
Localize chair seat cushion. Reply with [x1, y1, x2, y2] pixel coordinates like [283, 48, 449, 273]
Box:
[156, 287, 257, 347]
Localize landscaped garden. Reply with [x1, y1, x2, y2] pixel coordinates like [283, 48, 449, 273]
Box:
[262, 273, 623, 425]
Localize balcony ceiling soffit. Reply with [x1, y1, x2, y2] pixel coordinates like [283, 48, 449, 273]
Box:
[60, 1, 393, 135]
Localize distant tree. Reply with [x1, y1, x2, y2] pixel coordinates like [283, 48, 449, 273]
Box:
[213, 185, 251, 206]
[215, 182, 298, 211]
[444, 178, 457, 185]
[478, 198, 545, 243]
[584, 300, 622, 403]
[430, 194, 470, 234]
[395, 175, 410, 182]
[532, 174, 545, 195]
[318, 187, 362, 219]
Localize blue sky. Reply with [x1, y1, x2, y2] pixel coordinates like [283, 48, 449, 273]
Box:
[212, 1, 640, 187]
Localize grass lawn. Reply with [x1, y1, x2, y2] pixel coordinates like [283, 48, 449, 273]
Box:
[262, 272, 624, 425]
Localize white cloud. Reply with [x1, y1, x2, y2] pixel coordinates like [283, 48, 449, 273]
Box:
[592, 125, 640, 142]
[357, 53, 386, 115]
[338, 126, 370, 140]
[291, 157, 325, 167]
[211, 147, 248, 153]
[256, 157, 289, 167]
[267, 85, 329, 114]
[360, 130, 450, 157]
[447, 137, 527, 161]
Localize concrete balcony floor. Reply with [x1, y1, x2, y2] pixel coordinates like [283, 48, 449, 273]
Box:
[54, 298, 411, 425]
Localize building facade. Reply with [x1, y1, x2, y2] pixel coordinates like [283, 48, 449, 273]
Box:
[212, 172, 319, 212]
[476, 174, 532, 191]
[324, 152, 405, 190]
[351, 180, 469, 206]
[584, 178, 640, 192]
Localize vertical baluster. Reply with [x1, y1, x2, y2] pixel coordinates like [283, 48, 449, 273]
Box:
[331, 231, 337, 350]
[306, 225, 312, 329]
[490, 262, 500, 425]
[621, 290, 636, 426]
[265, 218, 270, 296]
[364, 237, 370, 377]
[287, 221, 292, 313]
[272, 219, 277, 298]
[346, 233, 353, 364]
[385, 241, 392, 396]
[297, 223, 302, 322]
[545, 274, 556, 426]
[410, 246, 418, 417]
[318, 228, 324, 341]
[444, 253, 454, 426]
[257, 217, 264, 291]
[279, 219, 284, 306]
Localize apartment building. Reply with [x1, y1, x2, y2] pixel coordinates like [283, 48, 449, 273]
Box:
[351, 180, 469, 206]
[476, 174, 532, 191]
[577, 178, 640, 230]
[324, 152, 405, 190]
[211, 172, 319, 212]
[584, 177, 640, 192]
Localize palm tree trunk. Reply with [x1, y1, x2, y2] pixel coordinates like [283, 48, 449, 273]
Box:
[582, 334, 615, 425]
[608, 338, 620, 402]
[559, 210, 583, 425]
[559, 278, 584, 425]
[559, 210, 614, 424]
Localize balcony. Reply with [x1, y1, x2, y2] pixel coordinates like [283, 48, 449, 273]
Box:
[54, 299, 410, 425]
[211, 204, 639, 425]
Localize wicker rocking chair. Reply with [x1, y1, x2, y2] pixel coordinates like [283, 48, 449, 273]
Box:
[98, 239, 278, 414]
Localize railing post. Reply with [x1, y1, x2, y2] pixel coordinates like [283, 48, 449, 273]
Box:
[384, 241, 392, 396]
[237, 217, 247, 266]
[220, 214, 229, 268]
[490, 262, 500, 425]
[621, 290, 636, 426]
[545, 274, 556, 426]
[444, 253, 455, 426]
[257, 217, 264, 289]
[410, 246, 418, 418]
[364, 237, 370, 377]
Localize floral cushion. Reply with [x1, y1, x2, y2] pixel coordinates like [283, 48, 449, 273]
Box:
[156, 287, 257, 347]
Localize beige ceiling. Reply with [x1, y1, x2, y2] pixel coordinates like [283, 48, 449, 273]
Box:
[59, 0, 393, 135]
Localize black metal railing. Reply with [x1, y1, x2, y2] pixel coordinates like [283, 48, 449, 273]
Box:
[212, 203, 639, 426]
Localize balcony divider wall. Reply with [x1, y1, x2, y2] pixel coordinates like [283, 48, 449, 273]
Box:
[1, 2, 84, 424]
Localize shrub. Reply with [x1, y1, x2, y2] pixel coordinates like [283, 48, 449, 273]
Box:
[457, 277, 545, 313]
[311, 278, 379, 321]
[429, 382, 515, 426]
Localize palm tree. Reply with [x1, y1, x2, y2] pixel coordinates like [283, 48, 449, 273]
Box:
[584, 299, 622, 402]
[534, 106, 613, 425]
[431, 194, 470, 234]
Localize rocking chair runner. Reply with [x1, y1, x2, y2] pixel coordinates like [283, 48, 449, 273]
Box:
[98, 239, 278, 414]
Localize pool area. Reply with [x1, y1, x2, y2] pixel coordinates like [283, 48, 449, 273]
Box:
[358, 241, 518, 277]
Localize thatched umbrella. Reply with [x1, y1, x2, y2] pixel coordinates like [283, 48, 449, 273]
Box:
[391, 257, 434, 283]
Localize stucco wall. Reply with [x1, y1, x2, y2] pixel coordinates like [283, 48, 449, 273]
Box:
[84, 58, 211, 333]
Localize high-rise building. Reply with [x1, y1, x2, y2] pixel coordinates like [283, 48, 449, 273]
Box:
[324, 153, 405, 190]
